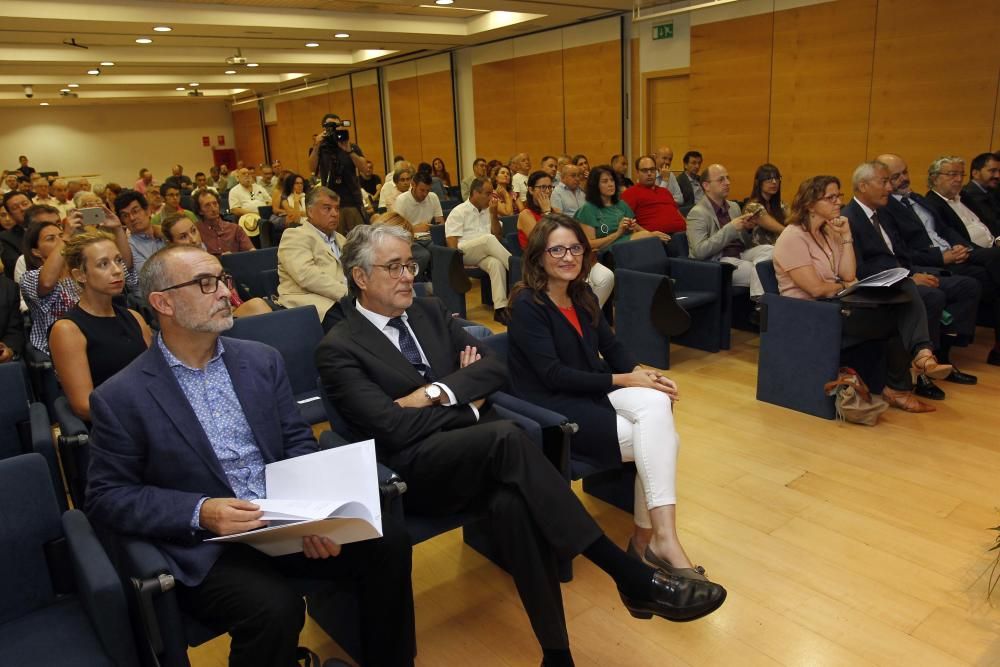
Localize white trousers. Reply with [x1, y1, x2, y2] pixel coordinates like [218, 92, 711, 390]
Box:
[721, 244, 774, 297]
[588, 263, 615, 308]
[458, 235, 511, 309]
[610, 387, 679, 530]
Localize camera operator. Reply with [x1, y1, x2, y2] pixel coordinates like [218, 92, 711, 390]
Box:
[308, 113, 367, 233]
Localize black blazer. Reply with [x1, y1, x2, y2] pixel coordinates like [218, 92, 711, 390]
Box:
[878, 194, 963, 268]
[961, 182, 1000, 235]
[316, 297, 506, 462]
[0, 275, 24, 357]
[676, 172, 696, 207]
[507, 289, 637, 468]
[0, 225, 25, 281]
[921, 190, 975, 245]
[843, 198, 910, 278]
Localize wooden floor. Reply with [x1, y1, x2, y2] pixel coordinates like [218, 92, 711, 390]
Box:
[191, 291, 1000, 667]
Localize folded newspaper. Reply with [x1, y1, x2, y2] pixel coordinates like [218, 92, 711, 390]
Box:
[836, 267, 909, 297]
[207, 439, 383, 556]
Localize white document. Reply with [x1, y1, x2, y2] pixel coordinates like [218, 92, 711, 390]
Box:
[837, 267, 909, 297]
[207, 439, 383, 556]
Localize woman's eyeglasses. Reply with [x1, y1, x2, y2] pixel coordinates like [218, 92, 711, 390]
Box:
[545, 244, 585, 258]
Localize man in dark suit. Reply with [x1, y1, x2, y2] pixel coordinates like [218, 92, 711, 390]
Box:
[843, 160, 980, 398]
[879, 153, 1000, 368]
[316, 224, 725, 666]
[675, 150, 704, 216]
[922, 155, 998, 250]
[85, 245, 415, 667]
[961, 152, 1000, 235]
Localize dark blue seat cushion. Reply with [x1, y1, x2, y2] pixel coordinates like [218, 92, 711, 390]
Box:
[0, 597, 113, 666]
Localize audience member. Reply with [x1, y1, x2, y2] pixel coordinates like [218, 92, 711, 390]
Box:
[572, 154, 591, 183]
[146, 187, 163, 217]
[78, 178, 92, 192]
[276, 187, 348, 331]
[510, 153, 531, 207]
[21, 205, 134, 355]
[49, 231, 152, 421]
[1, 173, 17, 194]
[653, 146, 684, 204]
[256, 164, 278, 191]
[554, 155, 571, 183]
[116, 190, 165, 274]
[491, 165, 516, 217]
[576, 165, 668, 251]
[540, 155, 559, 180]
[379, 164, 412, 212]
[843, 160, 979, 396]
[1, 191, 32, 278]
[621, 155, 686, 235]
[0, 271, 24, 362]
[228, 167, 272, 217]
[0, 207, 12, 232]
[100, 183, 123, 210]
[31, 175, 56, 207]
[317, 223, 726, 666]
[923, 156, 998, 249]
[686, 164, 773, 298]
[509, 213, 712, 580]
[85, 244, 415, 667]
[17, 155, 36, 180]
[431, 158, 452, 188]
[163, 164, 193, 194]
[194, 190, 253, 256]
[50, 178, 75, 219]
[278, 172, 310, 226]
[444, 177, 512, 324]
[310, 113, 367, 234]
[359, 159, 382, 201]
[151, 183, 199, 227]
[191, 171, 218, 198]
[461, 158, 487, 201]
[134, 168, 155, 195]
[17, 176, 34, 197]
[746, 163, 788, 246]
[550, 164, 586, 216]
[774, 175, 949, 413]
[210, 164, 226, 191]
[962, 152, 1000, 233]
[611, 154, 634, 189]
[676, 151, 704, 213]
[393, 172, 443, 233]
[67, 180, 82, 200]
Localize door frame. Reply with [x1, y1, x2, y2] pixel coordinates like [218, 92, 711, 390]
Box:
[641, 67, 690, 155]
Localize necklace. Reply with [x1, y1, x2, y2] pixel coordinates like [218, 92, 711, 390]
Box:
[809, 222, 837, 275]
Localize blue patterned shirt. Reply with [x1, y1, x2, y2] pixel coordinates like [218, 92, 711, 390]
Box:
[156, 335, 266, 529]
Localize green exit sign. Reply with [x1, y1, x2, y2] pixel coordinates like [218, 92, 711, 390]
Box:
[652, 22, 674, 40]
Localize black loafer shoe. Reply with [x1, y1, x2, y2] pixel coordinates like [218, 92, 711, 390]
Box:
[989, 349, 1000, 366]
[619, 570, 726, 623]
[944, 368, 977, 385]
[493, 307, 511, 326]
[914, 374, 946, 400]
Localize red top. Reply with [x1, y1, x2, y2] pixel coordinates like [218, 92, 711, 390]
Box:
[620, 184, 686, 234]
[518, 209, 544, 250]
[558, 304, 583, 337]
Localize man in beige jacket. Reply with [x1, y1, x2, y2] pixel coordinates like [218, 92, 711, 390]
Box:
[276, 186, 349, 330]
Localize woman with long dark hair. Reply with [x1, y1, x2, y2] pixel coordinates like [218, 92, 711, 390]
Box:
[574, 165, 668, 251]
[746, 163, 788, 246]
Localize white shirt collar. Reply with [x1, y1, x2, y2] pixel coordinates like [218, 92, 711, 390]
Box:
[355, 300, 407, 332]
[853, 197, 876, 220]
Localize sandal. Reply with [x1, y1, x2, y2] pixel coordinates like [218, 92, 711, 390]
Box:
[911, 350, 952, 381]
[882, 387, 935, 413]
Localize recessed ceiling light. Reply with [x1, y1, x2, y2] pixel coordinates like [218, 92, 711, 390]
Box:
[305, 42, 319, 48]
[100, 61, 115, 66]
[176, 87, 186, 91]
[225, 70, 237, 74]
[39, 102, 49, 106]
[60, 88, 71, 92]
[246, 63, 259, 67]
[87, 69, 100, 75]
[334, 33, 350, 38]
[135, 37, 152, 44]
[153, 26, 172, 32]
[67, 83, 79, 88]
[189, 83, 199, 87]
[436, 0, 454, 4]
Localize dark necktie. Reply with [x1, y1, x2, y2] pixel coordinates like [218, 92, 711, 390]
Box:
[387, 317, 432, 379]
[899, 196, 912, 210]
[871, 210, 893, 255]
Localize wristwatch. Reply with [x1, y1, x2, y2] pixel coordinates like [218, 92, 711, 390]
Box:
[424, 383, 444, 405]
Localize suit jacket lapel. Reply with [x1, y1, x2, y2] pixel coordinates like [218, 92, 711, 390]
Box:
[344, 299, 427, 385]
[142, 346, 231, 490]
[540, 292, 602, 372]
[405, 302, 453, 376]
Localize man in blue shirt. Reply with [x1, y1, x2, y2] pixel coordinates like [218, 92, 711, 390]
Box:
[85, 244, 415, 667]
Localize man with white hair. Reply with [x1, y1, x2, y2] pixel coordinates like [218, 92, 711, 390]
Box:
[50, 179, 75, 219]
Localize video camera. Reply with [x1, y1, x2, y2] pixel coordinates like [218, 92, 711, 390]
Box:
[322, 118, 352, 144]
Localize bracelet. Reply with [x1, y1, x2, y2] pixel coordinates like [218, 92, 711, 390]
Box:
[841, 239, 853, 244]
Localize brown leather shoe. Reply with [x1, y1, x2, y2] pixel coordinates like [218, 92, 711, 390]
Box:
[911, 350, 952, 381]
[882, 387, 935, 413]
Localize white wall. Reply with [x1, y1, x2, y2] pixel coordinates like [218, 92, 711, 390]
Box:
[0, 101, 234, 185]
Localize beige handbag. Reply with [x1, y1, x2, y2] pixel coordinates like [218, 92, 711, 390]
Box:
[823, 367, 888, 426]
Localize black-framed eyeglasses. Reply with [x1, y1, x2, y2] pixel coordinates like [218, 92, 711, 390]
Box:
[545, 244, 585, 258]
[159, 272, 232, 295]
[374, 262, 420, 279]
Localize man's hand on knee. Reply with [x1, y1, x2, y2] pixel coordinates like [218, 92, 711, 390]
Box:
[200, 498, 266, 535]
[303, 535, 341, 559]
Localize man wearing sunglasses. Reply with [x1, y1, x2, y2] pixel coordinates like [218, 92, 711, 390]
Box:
[85, 244, 416, 667]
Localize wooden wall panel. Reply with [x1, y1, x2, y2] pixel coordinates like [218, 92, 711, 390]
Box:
[416, 70, 457, 172]
[290, 97, 316, 176]
[868, 0, 1000, 177]
[630, 39, 641, 172]
[647, 75, 690, 158]
[232, 107, 265, 171]
[689, 13, 773, 201]
[351, 83, 386, 179]
[769, 0, 876, 196]
[512, 51, 564, 161]
[472, 61, 516, 163]
[388, 77, 423, 164]
[564, 40, 622, 167]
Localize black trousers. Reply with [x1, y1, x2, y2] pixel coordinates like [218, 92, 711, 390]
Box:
[176, 516, 415, 667]
[915, 274, 980, 347]
[957, 246, 1000, 342]
[388, 417, 603, 650]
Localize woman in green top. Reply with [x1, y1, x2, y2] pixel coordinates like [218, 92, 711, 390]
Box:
[575, 165, 670, 250]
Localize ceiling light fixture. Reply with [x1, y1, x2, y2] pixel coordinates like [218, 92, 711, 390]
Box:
[67, 83, 79, 88]
[436, 0, 454, 4]
[60, 88, 71, 92]
[100, 61, 114, 66]
[135, 37, 152, 44]
[246, 63, 259, 67]
[153, 26, 172, 32]
[176, 87, 186, 91]
[87, 68, 100, 75]
[189, 82, 199, 87]
[225, 70, 237, 74]
[334, 33, 350, 38]
[305, 42, 319, 47]
[40, 102, 49, 106]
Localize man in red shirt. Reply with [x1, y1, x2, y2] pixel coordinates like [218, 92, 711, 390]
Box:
[621, 155, 687, 234]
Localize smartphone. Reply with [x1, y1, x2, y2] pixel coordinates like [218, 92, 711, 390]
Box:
[79, 207, 105, 226]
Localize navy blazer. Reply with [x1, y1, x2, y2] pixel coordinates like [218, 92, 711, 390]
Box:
[878, 194, 964, 268]
[921, 190, 976, 246]
[843, 198, 911, 278]
[961, 182, 1000, 235]
[507, 289, 637, 468]
[85, 336, 318, 586]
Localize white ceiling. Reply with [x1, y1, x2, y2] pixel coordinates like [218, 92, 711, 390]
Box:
[0, 0, 631, 107]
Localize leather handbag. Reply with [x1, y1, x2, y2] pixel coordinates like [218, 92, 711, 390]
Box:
[823, 367, 888, 426]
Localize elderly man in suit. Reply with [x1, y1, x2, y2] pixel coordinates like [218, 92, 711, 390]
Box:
[317, 224, 726, 667]
[843, 160, 980, 399]
[686, 163, 773, 298]
[85, 244, 415, 667]
[276, 186, 349, 331]
[923, 156, 999, 250]
[961, 152, 1000, 234]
